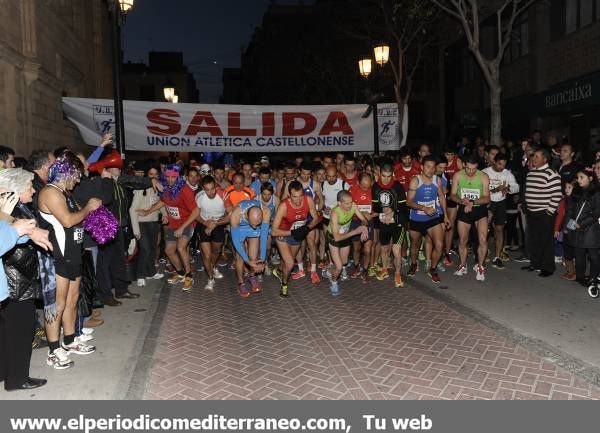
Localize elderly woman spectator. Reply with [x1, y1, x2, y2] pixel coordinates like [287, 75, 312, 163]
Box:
[0, 168, 52, 391]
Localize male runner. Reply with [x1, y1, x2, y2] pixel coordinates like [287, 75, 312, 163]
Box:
[372, 162, 409, 288]
[349, 173, 374, 281]
[340, 155, 360, 188]
[483, 153, 519, 269]
[325, 190, 369, 296]
[140, 164, 199, 291]
[272, 180, 320, 297]
[230, 199, 271, 297]
[196, 175, 229, 291]
[443, 147, 462, 266]
[224, 173, 256, 208]
[450, 155, 491, 281]
[321, 166, 348, 267]
[406, 156, 449, 283]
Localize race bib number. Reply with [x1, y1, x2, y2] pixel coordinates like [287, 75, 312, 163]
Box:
[339, 222, 351, 234]
[357, 204, 372, 214]
[167, 206, 181, 219]
[291, 220, 306, 230]
[460, 188, 480, 200]
[74, 227, 84, 244]
[417, 200, 436, 215]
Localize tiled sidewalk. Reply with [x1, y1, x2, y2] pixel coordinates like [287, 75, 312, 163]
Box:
[143, 271, 600, 400]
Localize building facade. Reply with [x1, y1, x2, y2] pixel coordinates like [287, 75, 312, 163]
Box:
[0, 0, 114, 157]
[122, 52, 199, 104]
[447, 0, 600, 160]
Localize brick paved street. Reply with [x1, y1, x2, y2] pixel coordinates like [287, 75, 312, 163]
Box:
[142, 266, 600, 400]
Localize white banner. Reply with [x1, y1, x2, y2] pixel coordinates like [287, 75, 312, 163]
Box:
[377, 103, 407, 151]
[62, 98, 377, 153]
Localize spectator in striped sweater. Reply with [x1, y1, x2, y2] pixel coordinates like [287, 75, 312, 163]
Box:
[522, 147, 563, 277]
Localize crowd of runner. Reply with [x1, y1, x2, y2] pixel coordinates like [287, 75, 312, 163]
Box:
[0, 132, 599, 391]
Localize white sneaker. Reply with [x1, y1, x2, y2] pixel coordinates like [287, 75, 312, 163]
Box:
[62, 340, 96, 355]
[213, 268, 224, 279]
[137, 278, 146, 287]
[76, 334, 93, 343]
[149, 272, 164, 280]
[47, 348, 74, 369]
[454, 265, 468, 276]
[204, 279, 215, 291]
[554, 256, 563, 264]
[475, 265, 486, 281]
[81, 328, 94, 336]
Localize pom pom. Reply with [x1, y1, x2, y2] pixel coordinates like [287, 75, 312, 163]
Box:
[83, 206, 118, 245]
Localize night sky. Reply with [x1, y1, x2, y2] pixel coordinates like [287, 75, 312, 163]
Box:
[122, 0, 272, 103]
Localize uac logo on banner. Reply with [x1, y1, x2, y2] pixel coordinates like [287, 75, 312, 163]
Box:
[93, 104, 115, 135]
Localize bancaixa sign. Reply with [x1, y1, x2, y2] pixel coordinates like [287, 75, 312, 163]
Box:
[540, 72, 600, 113]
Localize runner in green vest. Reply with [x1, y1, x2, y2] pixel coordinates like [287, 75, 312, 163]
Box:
[325, 190, 368, 296]
[450, 154, 490, 282]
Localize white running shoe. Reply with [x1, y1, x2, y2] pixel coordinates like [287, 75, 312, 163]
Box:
[149, 272, 164, 280]
[62, 340, 96, 355]
[213, 268, 224, 279]
[204, 278, 215, 291]
[76, 334, 93, 343]
[47, 348, 74, 369]
[474, 265, 486, 281]
[454, 265, 468, 276]
[81, 328, 94, 336]
[137, 278, 146, 287]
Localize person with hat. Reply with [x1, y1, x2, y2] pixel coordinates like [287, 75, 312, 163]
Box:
[91, 150, 162, 303]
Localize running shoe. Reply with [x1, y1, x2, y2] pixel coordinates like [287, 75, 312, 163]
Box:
[321, 268, 332, 280]
[158, 258, 167, 264]
[273, 268, 283, 282]
[62, 340, 95, 355]
[454, 265, 468, 276]
[401, 257, 409, 267]
[350, 265, 362, 279]
[238, 282, 251, 298]
[136, 278, 146, 287]
[407, 262, 418, 277]
[250, 276, 262, 293]
[500, 249, 510, 262]
[279, 283, 289, 298]
[47, 348, 74, 370]
[310, 271, 320, 284]
[340, 267, 349, 281]
[437, 262, 446, 272]
[81, 328, 94, 336]
[149, 272, 164, 280]
[428, 268, 441, 284]
[182, 276, 194, 291]
[76, 334, 93, 343]
[204, 278, 215, 291]
[394, 273, 404, 288]
[368, 266, 377, 277]
[376, 268, 389, 281]
[474, 265, 486, 281]
[330, 281, 341, 297]
[444, 253, 454, 267]
[491, 257, 504, 269]
[291, 269, 306, 280]
[213, 268, 224, 279]
[167, 273, 185, 284]
[554, 256, 563, 264]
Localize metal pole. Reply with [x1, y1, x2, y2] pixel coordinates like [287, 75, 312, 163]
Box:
[110, 0, 126, 158]
[373, 102, 379, 156]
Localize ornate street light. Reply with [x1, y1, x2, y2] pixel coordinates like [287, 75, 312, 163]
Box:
[358, 58, 372, 78]
[163, 84, 175, 102]
[172, 94, 179, 104]
[373, 44, 390, 67]
[119, 0, 134, 12]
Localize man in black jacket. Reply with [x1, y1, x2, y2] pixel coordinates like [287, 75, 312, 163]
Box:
[96, 162, 162, 301]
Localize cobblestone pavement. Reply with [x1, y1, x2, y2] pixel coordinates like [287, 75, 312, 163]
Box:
[143, 266, 600, 400]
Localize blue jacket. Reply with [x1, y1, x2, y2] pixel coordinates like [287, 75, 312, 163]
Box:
[0, 221, 27, 302]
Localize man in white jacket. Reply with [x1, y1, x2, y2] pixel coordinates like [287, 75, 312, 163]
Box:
[483, 153, 520, 269]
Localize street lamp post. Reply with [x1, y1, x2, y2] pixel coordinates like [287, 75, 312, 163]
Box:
[109, 0, 134, 159]
[358, 43, 389, 156]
